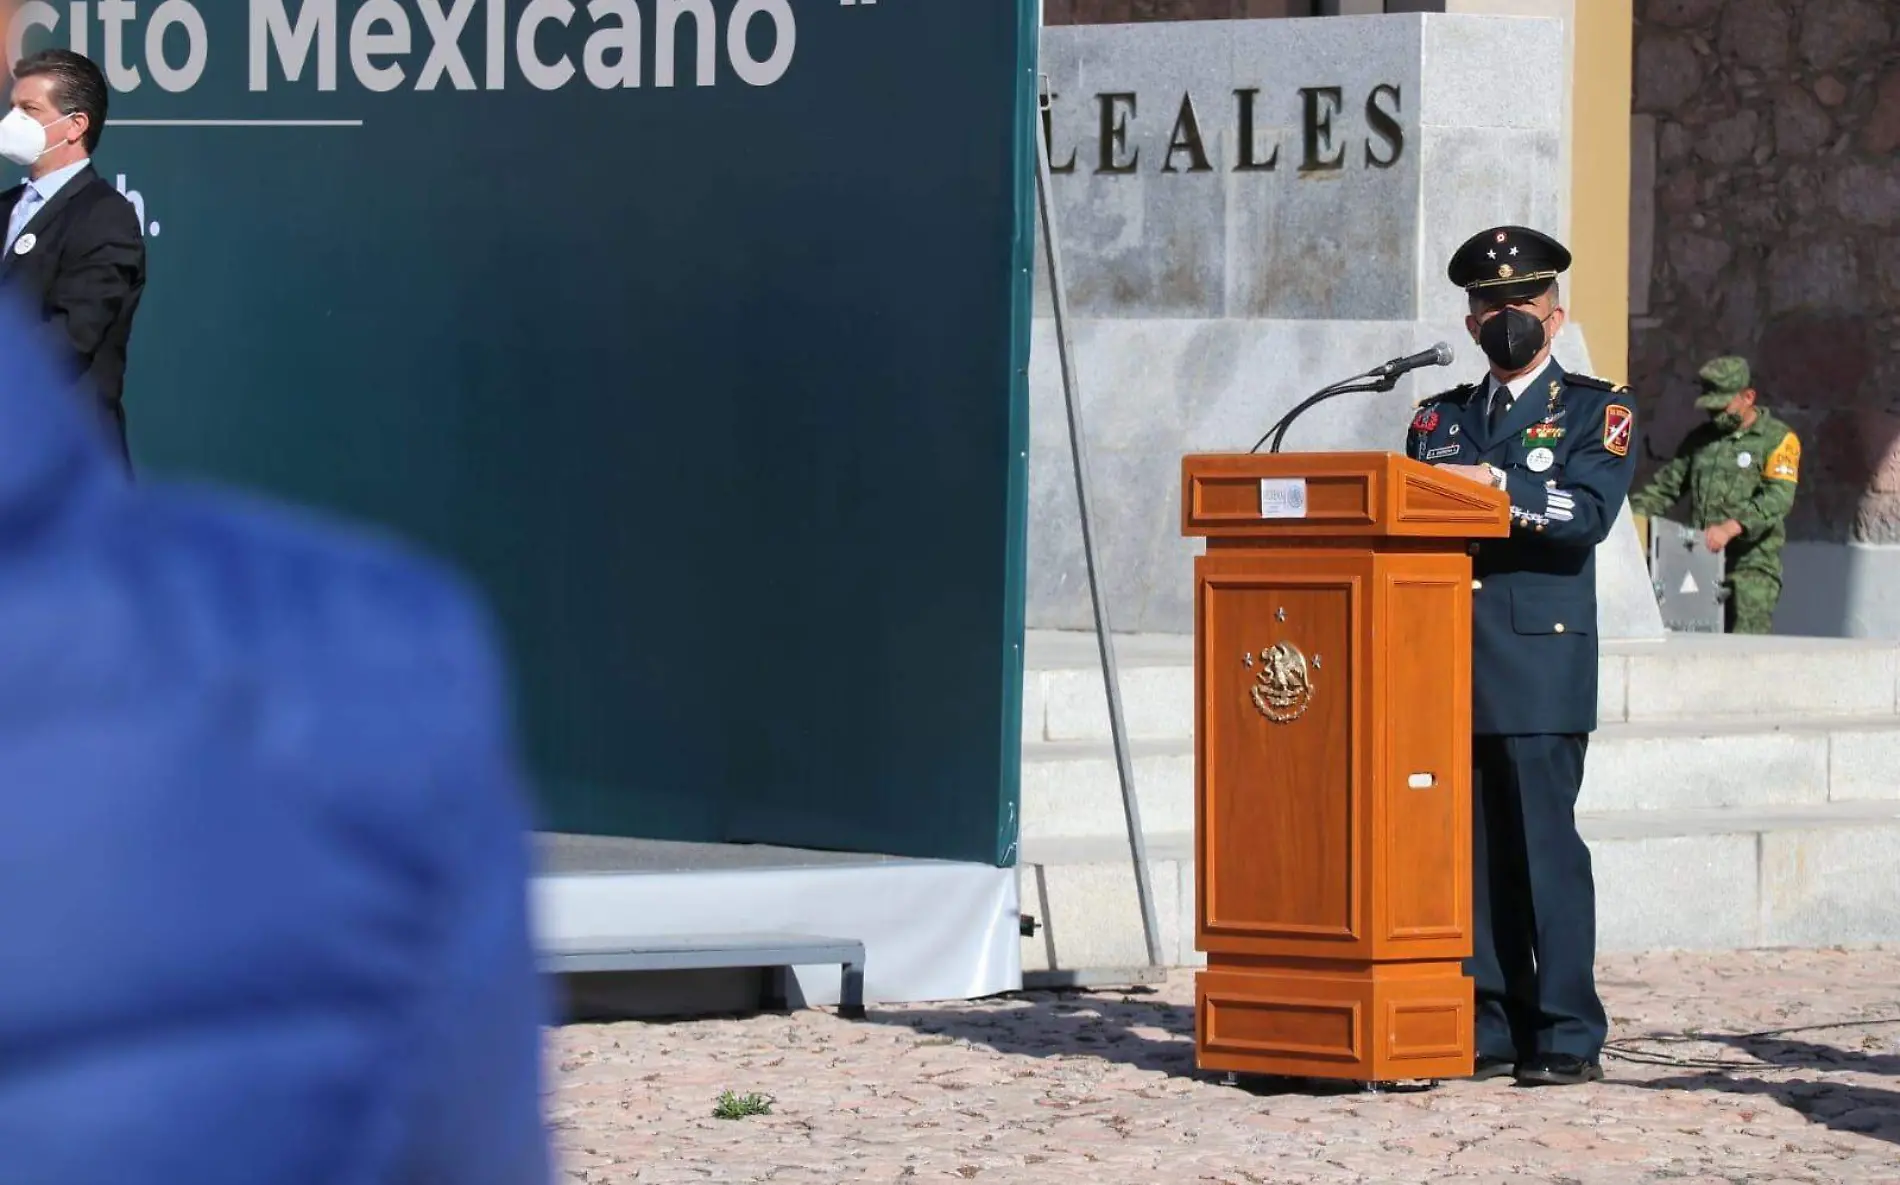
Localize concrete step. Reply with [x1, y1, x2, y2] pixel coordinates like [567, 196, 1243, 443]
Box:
[1022, 631, 1900, 744]
[1016, 801, 1900, 972]
[1020, 716, 1900, 843]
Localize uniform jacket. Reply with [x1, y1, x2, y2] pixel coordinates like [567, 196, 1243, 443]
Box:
[0, 304, 550, 1184]
[1406, 358, 1639, 737]
[0, 163, 146, 467]
[1629, 409, 1799, 578]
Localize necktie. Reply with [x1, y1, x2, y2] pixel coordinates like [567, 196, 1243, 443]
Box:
[1488, 382, 1511, 433]
[6, 184, 42, 254]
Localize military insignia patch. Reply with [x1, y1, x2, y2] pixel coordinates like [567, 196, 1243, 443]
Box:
[1767, 433, 1801, 482]
[1603, 404, 1633, 457]
[1412, 408, 1440, 432]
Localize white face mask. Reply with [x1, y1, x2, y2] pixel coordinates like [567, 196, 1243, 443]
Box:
[0, 109, 74, 168]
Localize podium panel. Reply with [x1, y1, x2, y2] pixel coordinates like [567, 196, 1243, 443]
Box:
[1183, 453, 1507, 1085]
[1198, 562, 1360, 949]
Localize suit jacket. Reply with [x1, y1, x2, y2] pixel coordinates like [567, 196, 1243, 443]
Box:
[1405, 359, 1638, 737]
[0, 302, 551, 1184]
[0, 163, 146, 467]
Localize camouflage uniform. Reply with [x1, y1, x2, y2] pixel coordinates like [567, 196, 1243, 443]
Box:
[1629, 357, 1800, 634]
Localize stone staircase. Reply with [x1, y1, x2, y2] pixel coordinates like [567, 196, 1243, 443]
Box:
[1016, 630, 1900, 974]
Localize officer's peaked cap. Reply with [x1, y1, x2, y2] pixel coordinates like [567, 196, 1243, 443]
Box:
[1448, 226, 1572, 304]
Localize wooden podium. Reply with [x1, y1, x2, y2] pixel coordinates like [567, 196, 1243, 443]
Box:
[1180, 451, 1510, 1085]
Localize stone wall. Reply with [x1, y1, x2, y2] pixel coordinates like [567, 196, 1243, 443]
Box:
[1631, 0, 1900, 544]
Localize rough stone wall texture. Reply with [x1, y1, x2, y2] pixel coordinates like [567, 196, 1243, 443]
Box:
[1633, 0, 1900, 543]
[1042, 0, 1312, 23]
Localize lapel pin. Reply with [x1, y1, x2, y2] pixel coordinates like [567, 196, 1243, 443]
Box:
[14, 233, 35, 256]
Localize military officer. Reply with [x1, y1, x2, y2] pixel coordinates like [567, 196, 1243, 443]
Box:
[1404, 226, 1638, 1087]
[1629, 356, 1799, 634]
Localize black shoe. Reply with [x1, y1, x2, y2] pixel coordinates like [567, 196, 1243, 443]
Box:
[1514, 1053, 1604, 1086]
[1470, 1053, 1516, 1081]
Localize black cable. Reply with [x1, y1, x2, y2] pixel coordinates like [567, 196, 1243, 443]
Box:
[1601, 1013, 1900, 1072]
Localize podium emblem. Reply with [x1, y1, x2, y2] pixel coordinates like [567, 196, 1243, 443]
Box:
[1250, 641, 1314, 723]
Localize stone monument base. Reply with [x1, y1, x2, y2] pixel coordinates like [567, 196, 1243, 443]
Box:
[1026, 13, 1665, 642]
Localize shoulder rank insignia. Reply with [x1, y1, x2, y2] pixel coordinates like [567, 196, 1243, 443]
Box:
[1567, 372, 1629, 394]
[1421, 382, 1476, 407]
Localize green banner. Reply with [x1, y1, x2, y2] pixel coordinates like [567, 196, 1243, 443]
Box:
[29, 0, 1037, 866]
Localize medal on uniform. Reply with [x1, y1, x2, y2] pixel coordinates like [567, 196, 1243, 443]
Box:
[1526, 447, 1555, 473]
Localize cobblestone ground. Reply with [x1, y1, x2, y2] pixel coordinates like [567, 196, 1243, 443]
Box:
[550, 948, 1900, 1183]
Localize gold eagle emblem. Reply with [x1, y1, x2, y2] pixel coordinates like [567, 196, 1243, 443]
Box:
[1250, 642, 1315, 723]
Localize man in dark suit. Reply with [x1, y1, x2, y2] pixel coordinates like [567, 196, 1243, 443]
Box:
[0, 47, 144, 469]
[1404, 226, 1638, 1087]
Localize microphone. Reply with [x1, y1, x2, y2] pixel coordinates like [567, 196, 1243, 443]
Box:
[1371, 341, 1455, 379]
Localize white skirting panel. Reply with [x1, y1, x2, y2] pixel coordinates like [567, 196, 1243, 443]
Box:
[530, 841, 1022, 1006]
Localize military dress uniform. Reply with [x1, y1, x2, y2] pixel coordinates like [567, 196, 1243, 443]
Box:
[1630, 357, 1799, 634]
[1405, 226, 1638, 1085]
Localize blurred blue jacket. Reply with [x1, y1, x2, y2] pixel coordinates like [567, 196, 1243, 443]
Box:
[0, 299, 552, 1183]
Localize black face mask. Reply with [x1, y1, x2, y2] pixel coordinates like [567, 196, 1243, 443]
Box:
[1477, 306, 1548, 372]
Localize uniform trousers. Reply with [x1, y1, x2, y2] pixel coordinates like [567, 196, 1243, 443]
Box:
[1469, 733, 1607, 1061]
[1724, 569, 1781, 635]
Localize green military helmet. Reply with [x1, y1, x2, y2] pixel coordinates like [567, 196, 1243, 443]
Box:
[1695, 356, 1751, 410]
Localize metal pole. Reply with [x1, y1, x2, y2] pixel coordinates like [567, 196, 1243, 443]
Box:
[1033, 74, 1163, 969]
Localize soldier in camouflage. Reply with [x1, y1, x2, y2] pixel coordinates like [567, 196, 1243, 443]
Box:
[1629, 356, 1800, 634]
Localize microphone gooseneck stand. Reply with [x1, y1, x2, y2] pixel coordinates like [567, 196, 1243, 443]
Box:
[1249, 370, 1403, 456]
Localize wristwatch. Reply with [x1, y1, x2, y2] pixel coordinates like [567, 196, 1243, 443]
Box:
[1481, 463, 1508, 491]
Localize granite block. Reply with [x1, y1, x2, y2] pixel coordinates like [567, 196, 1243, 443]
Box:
[1418, 12, 1566, 131]
[1224, 15, 1425, 320]
[1828, 726, 1900, 801]
[1578, 725, 1829, 812]
[1017, 855, 1188, 971]
[1040, 664, 1195, 742]
[1622, 638, 1900, 720]
[1037, 14, 1565, 322]
[1761, 823, 1900, 947]
[1590, 833, 1760, 952]
[1020, 742, 1196, 838]
[1416, 127, 1566, 324]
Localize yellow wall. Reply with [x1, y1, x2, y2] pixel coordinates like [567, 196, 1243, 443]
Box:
[1568, 0, 1633, 385]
